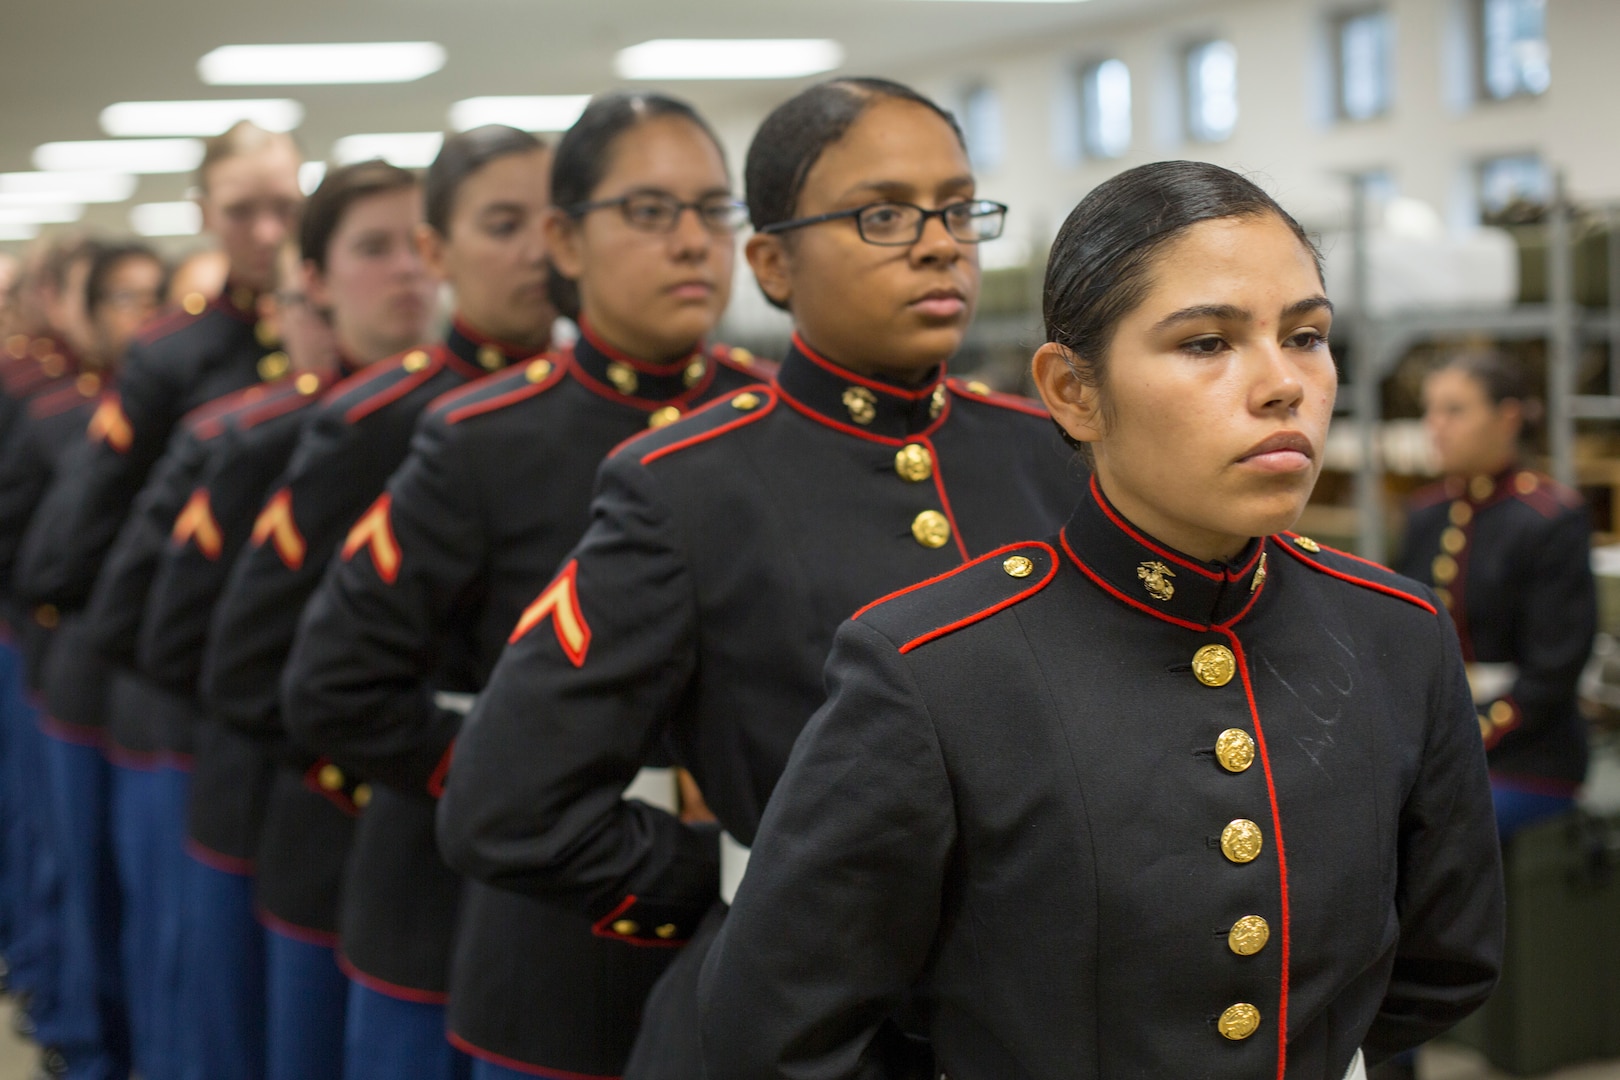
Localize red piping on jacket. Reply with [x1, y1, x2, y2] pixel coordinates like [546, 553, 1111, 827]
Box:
[791, 331, 943, 402]
[256, 907, 340, 948]
[338, 951, 449, 1005]
[640, 388, 778, 466]
[446, 1031, 622, 1080]
[896, 543, 1060, 654]
[184, 837, 255, 876]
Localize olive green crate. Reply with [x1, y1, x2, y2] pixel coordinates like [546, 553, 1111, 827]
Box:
[1443, 811, 1620, 1075]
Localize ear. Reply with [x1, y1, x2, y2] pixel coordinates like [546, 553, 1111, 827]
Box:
[1031, 342, 1104, 445]
[416, 223, 447, 281]
[195, 194, 218, 239]
[301, 258, 329, 314]
[542, 208, 584, 281]
[744, 233, 792, 308]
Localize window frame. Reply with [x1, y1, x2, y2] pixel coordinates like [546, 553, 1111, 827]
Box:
[1078, 57, 1133, 160]
[1332, 6, 1395, 123]
[1475, 0, 1550, 103]
[1183, 38, 1239, 144]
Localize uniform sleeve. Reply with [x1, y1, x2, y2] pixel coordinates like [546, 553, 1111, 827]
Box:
[138, 425, 276, 693]
[1484, 508, 1596, 750]
[283, 416, 480, 795]
[202, 407, 377, 739]
[1364, 608, 1505, 1062]
[17, 339, 185, 605]
[0, 417, 52, 586]
[699, 618, 953, 1080]
[437, 453, 718, 925]
[82, 428, 209, 664]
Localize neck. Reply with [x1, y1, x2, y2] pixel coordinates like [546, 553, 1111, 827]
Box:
[335, 329, 397, 367]
[1095, 472, 1250, 565]
[1452, 449, 1516, 480]
[797, 332, 937, 387]
[580, 317, 696, 368]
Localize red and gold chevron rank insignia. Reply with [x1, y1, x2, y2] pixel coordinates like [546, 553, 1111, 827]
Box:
[509, 559, 590, 667]
[250, 488, 307, 571]
[171, 488, 224, 561]
[341, 493, 402, 585]
[87, 395, 133, 453]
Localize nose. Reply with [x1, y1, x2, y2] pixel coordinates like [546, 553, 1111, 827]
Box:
[1251, 338, 1306, 416]
[910, 210, 962, 267]
[254, 209, 286, 248]
[668, 206, 713, 262]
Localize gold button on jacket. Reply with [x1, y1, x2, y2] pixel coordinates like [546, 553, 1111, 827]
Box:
[894, 443, 933, 483]
[1191, 644, 1236, 687]
[911, 510, 951, 549]
[1214, 728, 1255, 773]
[1218, 1003, 1261, 1040]
[1220, 819, 1263, 864]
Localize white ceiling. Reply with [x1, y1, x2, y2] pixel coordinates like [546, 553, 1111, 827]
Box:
[2, 0, 1206, 240]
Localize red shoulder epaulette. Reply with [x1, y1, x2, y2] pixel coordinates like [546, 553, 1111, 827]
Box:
[1275, 533, 1436, 615]
[1507, 469, 1582, 518]
[854, 540, 1059, 654]
[710, 343, 777, 379]
[181, 381, 285, 441]
[433, 354, 566, 426]
[625, 384, 775, 466]
[947, 377, 1048, 419]
[133, 301, 208, 346]
[1407, 480, 1452, 512]
[28, 377, 98, 420]
[323, 346, 447, 424]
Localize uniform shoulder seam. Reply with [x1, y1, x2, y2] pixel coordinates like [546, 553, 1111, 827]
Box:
[619, 384, 775, 466]
[324, 347, 445, 424]
[434, 356, 566, 426]
[947, 377, 1048, 419]
[855, 540, 1059, 654]
[1276, 533, 1437, 615]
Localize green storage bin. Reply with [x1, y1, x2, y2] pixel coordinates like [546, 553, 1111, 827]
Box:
[1444, 811, 1620, 1075]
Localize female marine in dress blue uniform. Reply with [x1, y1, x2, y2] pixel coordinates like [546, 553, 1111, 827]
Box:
[1397, 353, 1595, 839]
[14, 124, 302, 1080]
[439, 78, 1081, 1078]
[701, 162, 1506, 1080]
[202, 126, 554, 1080]
[284, 92, 761, 1080]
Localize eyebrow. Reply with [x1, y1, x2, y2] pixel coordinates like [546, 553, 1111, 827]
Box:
[1151, 295, 1335, 334]
[837, 175, 976, 202]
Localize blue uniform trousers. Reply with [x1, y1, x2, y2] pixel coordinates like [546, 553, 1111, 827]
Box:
[264, 924, 348, 1080]
[179, 851, 266, 1080]
[41, 726, 129, 1080]
[343, 979, 469, 1080]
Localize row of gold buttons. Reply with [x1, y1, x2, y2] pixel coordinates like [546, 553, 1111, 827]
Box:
[1197, 641, 1267, 1042]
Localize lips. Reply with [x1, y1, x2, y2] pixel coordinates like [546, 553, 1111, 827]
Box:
[1237, 431, 1315, 473]
[667, 280, 714, 300]
[909, 287, 966, 319]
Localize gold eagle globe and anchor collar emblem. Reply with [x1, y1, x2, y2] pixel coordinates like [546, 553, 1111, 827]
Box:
[1137, 560, 1175, 602]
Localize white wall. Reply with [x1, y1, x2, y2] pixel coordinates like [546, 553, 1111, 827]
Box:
[709, 0, 1620, 344]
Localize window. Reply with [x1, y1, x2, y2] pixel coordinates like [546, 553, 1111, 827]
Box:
[1080, 58, 1132, 159]
[1478, 153, 1551, 220]
[1185, 40, 1238, 143]
[1336, 9, 1394, 120]
[960, 84, 1004, 172]
[1479, 0, 1549, 100]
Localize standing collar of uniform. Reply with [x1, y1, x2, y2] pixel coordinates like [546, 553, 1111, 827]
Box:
[773, 332, 948, 442]
[569, 318, 715, 406]
[1444, 461, 1523, 508]
[1061, 473, 1268, 630]
[217, 279, 262, 324]
[446, 315, 545, 377]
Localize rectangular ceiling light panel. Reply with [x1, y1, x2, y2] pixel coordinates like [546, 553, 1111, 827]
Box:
[101, 99, 305, 137]
[449, 95, 592, 132]
[33, 139, 204, 174]
[0, 171, 138, 203]
[332, 132, 444, 168]
[0, 204, 84, 226]
[615, 39, 844, 80]
[198, 42, 446, 86]
[130, 201, 203, 237]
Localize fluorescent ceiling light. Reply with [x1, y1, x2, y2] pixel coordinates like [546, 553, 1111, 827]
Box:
[299, 161, 328, 194]
[332, 132, 444, 168]
[100, 98, 304, 137]
[0, 224, 41, 242]
[199, 42, 446, 85]
[615, 39, 844, 80]
[0, 171, 138, 203]
[449, 95, 592, 132]
[130, 201, 203, 237]
[34, 139, 204, 174]
[0, 204, 84, 226]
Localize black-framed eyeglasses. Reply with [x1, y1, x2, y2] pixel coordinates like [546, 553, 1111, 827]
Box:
[569, 191, 749, 235]
[759, 199, 1008, 246]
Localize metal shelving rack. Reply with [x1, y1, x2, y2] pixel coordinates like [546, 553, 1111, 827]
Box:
[1343, 176, 1620, 562]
